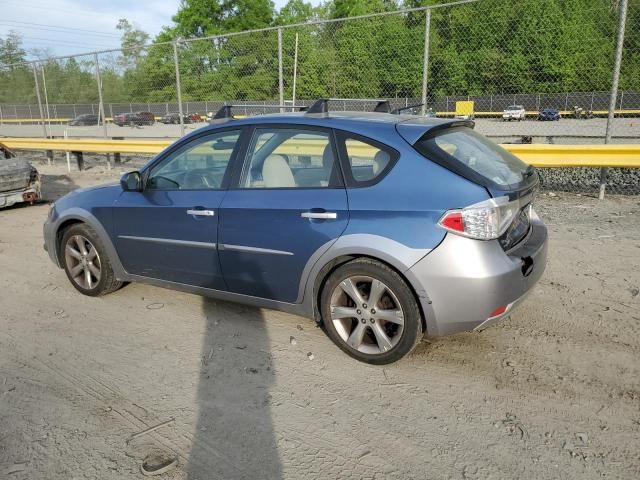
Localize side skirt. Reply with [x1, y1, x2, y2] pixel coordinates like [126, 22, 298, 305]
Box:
[125, 273, 312, 319]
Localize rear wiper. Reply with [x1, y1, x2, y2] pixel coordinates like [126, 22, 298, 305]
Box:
[523, 165, 536, 178]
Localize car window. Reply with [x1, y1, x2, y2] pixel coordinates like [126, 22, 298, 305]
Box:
[415, 127, 529, 187]
[147, 130, 240, 190]
[342, 136, 395, 183]
[241, 128, 340, 189]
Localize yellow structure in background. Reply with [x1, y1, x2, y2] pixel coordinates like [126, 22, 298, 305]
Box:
[455, 101, 475, 119]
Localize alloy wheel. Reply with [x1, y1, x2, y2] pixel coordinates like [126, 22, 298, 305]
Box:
[329, 275, 405, 355]
[64, 235, 102, 290]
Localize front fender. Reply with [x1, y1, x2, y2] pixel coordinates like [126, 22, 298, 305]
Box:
[48, 208, 127, 279]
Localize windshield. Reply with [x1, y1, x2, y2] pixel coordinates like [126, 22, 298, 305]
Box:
[414, 127, 531, 188]
[506, 105, 523, 110]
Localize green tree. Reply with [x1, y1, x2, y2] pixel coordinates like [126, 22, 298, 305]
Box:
[116, 19, 151, 69]
[0, 31, 27, 68]
[171, 0, 274, 37]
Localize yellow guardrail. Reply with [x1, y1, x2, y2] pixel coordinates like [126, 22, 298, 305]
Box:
[0, 137, 639, 168]
[1, 110, 640, 124]
[0, 138, 172, 155]
[504, 144, 640, 168]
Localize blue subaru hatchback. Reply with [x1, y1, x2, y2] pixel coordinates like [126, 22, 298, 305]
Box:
[44, 104, 547, 364]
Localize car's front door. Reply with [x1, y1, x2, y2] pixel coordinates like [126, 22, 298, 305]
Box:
[219, 126, 349, 303]
[112, 129, 243, 289]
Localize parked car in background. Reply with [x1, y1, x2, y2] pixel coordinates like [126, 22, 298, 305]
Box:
[44, 103, 548, 364]
[135, 111, 155, 125]
[189, 113, 202, 122]
[0, 143, 40, 208]
[502, 105, 526, 121]
[160, 113, 193, 124]
[113, 112, 154, 126]
[68, 114, 100, 126]
[538, 108, 561, 121]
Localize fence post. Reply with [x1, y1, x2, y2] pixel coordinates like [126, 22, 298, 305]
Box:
[94, 53, 110, 170]
[420, 9, 432, 116]
[292, 32, 299, 110]
[600, 0, 628, 200]
[72, 151, 84, 171]
[278, 28, 284, 112]
[32, 64, 48, 138]
[619, 90, 624, 110]
[173, 41, 185, 136]
[40, 66, 52, 139]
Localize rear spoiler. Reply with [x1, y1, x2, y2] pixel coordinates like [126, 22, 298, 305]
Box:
[395, 119, 475, 145]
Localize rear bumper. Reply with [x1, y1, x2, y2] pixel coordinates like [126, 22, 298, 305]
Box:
[0, 184, 41, 209]
[408, 213, 548, 336]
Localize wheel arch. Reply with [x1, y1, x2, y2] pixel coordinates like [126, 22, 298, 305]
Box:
[52, 209, 127, 279]
[306, 239, 435, 334]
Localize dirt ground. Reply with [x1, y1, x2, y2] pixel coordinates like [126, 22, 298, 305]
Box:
[1, 162, 639, 479]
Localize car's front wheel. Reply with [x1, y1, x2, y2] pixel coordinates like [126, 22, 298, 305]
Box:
[320, 258, 423, 364]
[61, 224, 123, 296]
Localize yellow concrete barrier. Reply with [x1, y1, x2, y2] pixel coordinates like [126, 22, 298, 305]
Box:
[0, 137, 639, 168]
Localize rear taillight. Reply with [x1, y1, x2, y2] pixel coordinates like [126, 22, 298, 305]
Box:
[438, 196, 521, 240]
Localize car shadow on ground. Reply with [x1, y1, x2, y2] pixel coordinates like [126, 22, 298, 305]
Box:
[40, 173, 80, 201]
[188, 264, 283, 478]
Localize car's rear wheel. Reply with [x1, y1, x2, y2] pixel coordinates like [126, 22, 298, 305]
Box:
[61, 224, 122, 297]
[320, 258, 423, 364]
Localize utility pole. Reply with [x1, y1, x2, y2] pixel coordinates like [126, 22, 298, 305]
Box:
[600, 0, 628, 199]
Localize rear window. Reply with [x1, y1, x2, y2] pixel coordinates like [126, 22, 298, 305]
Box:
[414, 127, 531, 189]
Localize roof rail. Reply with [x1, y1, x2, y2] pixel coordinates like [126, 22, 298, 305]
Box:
[304, 98, 391, 115]
[305, 99, 329, 114]
[391, 103, 425, 114]
[211, 103, 308, 120]
[374, 100, 391, 113]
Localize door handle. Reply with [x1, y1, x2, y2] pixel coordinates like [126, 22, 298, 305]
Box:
[301, 211, 337, 220]
[187, 209, 215, 217]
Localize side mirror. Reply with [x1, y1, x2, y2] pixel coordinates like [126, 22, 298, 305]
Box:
[120, 171, 142, 192]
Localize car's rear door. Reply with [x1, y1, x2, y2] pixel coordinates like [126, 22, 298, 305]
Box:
[218, 125, 349, 303]
[112, 128, 244, 289]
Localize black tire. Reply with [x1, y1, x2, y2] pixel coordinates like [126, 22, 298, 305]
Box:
[60, 223, 123, 297]
[320, 258, 423, 365]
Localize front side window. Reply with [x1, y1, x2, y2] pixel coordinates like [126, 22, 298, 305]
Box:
[147, 130, 240, 190]
[415, 127, 531, 188]
[241, 128, 340, 189]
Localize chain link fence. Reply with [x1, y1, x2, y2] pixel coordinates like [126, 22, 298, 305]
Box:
[0, 0, 638, 195]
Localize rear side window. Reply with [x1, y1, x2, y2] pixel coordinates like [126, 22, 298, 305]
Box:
[241, 128, 341, 189]
[414, 127, 531, 189]
[338, 133, 398, 186]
